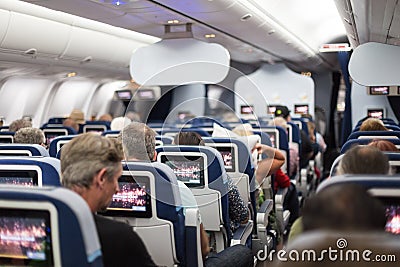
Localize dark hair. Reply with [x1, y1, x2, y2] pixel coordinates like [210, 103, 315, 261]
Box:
[302, 183, 386, 232]
[174, 132, 205, 146]
[338, 145, 389, 175]
[368, 139, 399, 152]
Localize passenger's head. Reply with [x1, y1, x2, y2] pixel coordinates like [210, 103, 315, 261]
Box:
[302, 183, 386, 232]
[337, 145, 389, 175]
[173, 131, 204, 146]
[9, 119, 32, 132]
[98, 113, 113, 122]
[118, 122, 156, 161]
[272, 116, 288, 129]
[63, 118, 79, 132]
[368, 139, 399, 152]
[232, 123, 254, 136]
[360, 118, 388, 131]
[274, 105, 291, 121]
[110, 116, 131, 131]
[68, 109, 85, 125]
[14, 127, 45, 145]
[60, 133, 123, 212]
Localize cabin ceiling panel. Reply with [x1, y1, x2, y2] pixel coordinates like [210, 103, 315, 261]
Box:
[387, 4, 400, 45]
[154, 0, 236, 13]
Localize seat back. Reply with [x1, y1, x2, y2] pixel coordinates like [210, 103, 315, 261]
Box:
[81, 121, 111, 134]
[160, 128, 211, 138]
[42, 126, 77, 146]
[48, 135, 77, 157]
[203, 137, 256, 215]
[340, 138, 400, 154]
[100, 161, 201, 267]
[156, 145, 230, 242]
[156, 135, 174, 146]
[101, 130, 120, 138]
[0, 157, 61, 186]
[0, 131, 14, 143]
[259, 126, 290, 173]
[0, 186, 103, 267]
[347, 130, 400, 141]
[0, 144, 49, 157]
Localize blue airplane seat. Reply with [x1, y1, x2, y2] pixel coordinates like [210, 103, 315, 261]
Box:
[0, 156, 61, 186]
[347, 130, 400, 141]
[340, 138, 400, 154]
[156, 145, 253, 252]
[0, 143, 49, 157]
[0, 131, 15, 143]
[0, 186, 103, 267]
[100, 161, 201, 267]
[155, 135, 174, 146]
[48, 135, 77, 157]
[101, 130, 120, 138]
[81, 121, 111, 134]
[160, 128, 211, 137]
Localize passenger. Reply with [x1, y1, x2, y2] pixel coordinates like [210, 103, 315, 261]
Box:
[368, 139, 399, 152]
[337, 145, 389, 175]
[278, 184, 390, 267]
[126, 111, 142, 122]
[62, 118, 79, 132]
[119, 124, 253, 267]
[60, 133, 157, 267]
[110, 116, 131, 131]
[234, 123, 299, 237]
[359, 117, 388, 131]
[9, 118, 32, 132]
[14, 127, 46, 146]
[302, 183, 386, 232]
[98, 113, 113, 122]
[274, 105, 316, 169]
[368, 139, 400, 174]
[68, 109, 86, 126]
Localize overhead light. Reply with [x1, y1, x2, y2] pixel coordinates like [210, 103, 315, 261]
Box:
[167, 19, 180, 24]
[67, 72, 77, 78]
[205, 34, 216, 38]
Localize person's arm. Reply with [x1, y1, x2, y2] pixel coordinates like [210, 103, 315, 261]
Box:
[254, 144, 285, 184]
[200, 223, 210, 260]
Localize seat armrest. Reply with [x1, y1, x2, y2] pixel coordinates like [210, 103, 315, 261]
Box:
[230, 220, 253, 246]
[185, 208, 203, 267]
[256, 199, 273, 226]
[275, 187, 288, 205]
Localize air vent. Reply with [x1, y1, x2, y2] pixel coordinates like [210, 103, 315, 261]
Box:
[81, 56, 93, 63]
[241, 14, 252, 21]
[24, 48, 37, 55]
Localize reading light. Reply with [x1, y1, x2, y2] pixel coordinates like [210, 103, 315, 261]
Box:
[167, 19, 180, 24]
[205, 34, 216, 38]
[67, 72, 77, 78]
[268, 29, 275, 35]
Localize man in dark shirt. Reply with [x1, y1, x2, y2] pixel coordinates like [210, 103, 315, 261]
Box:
[60, 133, 156, 267]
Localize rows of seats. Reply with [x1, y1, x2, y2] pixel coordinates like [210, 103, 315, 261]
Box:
[0, 117, 316, 266]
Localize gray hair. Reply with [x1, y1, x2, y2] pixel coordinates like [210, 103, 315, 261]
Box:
[118, 122, 156, 161]
[61, 133, 123, 189]
[14, 127, 45, 144]
[9, 119, 32, 132]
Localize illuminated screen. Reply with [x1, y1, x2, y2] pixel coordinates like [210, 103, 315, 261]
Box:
[103, 175, 152, 218]
[380, 198, 400, 235]
[116, 90, 132, 100]
[294, 104, 309, 115]
[262, 129, 277, 148]
[214, 146, 235, 172]
[160, 155, 205, 187]
[44, 131, 67, 146]
[240, 105, 254, 115]
[0, 209, 53, 266]
[367, 109, 384, 119]
[137, 90, 155, 100]
[0, 136, 13, 144]
[0, 170, 38, 186]
[370, 86, 389, 95]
